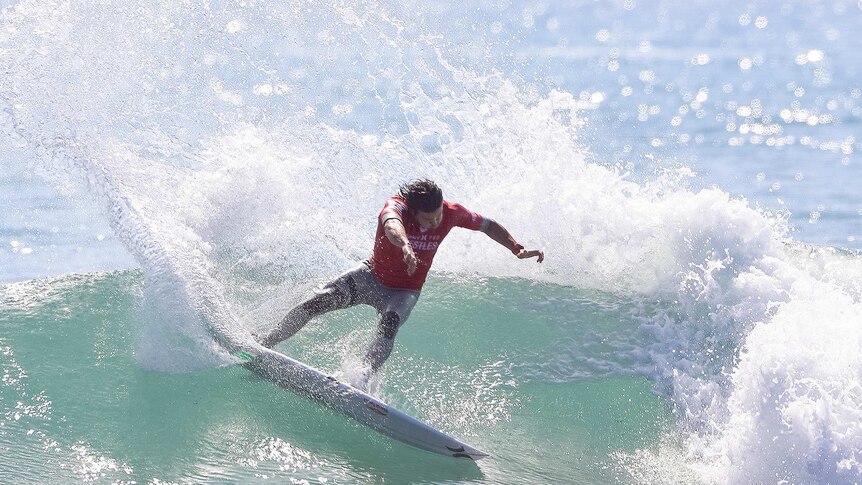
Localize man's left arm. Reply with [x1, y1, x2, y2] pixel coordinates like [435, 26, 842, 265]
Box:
[482, 219, 544, 263]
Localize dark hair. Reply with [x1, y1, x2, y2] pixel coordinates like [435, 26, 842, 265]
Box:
[398, 179, 443, 213]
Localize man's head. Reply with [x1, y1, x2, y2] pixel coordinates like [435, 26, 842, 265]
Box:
[399, 179, 443, 229]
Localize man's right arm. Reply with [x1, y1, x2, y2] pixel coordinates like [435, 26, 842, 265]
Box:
[383, 219, 418, 275]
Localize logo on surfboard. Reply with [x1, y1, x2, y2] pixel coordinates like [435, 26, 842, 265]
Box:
[364, 399, 389, 416]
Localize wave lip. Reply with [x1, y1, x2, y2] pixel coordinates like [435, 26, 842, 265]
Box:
[703, 273, 862, 483]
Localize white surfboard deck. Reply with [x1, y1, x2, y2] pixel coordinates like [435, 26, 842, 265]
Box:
[236, 346, 489, 460]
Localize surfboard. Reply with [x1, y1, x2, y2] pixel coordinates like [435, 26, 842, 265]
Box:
[235, 346, 490, 460]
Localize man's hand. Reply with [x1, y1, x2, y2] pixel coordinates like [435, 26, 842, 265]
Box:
[517, 248, 544, 263]
[384, 218, 419, 275]
[483, 221, 544, 264]
[402, 245, 419, 275]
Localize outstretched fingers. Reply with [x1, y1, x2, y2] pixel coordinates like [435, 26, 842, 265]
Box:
[517, 249, 545, 263]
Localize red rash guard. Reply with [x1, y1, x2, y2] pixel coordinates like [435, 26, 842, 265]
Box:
[369, 196, 487, 291]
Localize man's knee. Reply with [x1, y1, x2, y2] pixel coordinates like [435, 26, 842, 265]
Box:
[303, 278, 356, 315]
[380, 311, 401, 340]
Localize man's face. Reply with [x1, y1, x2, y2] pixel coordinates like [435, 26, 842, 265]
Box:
[414, 204, 443, 229]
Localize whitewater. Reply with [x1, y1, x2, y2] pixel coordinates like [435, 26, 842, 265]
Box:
[2, 1, 861, 483]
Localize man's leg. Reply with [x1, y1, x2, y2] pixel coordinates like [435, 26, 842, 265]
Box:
[363, 290, 419, 373]
[259, 266, 363, 348]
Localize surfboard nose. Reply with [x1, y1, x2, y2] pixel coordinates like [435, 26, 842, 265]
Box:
[447, 445, 490, 460]
[467, 450, 490, 460]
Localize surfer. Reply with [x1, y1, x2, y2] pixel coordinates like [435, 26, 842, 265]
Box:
[258, 179, 544, 387]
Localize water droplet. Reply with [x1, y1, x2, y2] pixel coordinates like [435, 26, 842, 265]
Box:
[692, 53, 711, 65]
[522, 8, 535, 28]
[253, 83, 274, 96]
[806, 50, 825, 62]
[225, 19, 245, 34]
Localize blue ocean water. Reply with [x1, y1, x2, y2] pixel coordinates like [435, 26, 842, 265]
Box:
[2, 1, 861, 483]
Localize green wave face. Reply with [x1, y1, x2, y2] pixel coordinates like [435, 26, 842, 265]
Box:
[0, 271, 674, 484]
